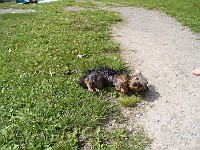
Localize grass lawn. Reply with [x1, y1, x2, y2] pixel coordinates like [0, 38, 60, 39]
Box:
[0, 0, 151, 149]
[1, 0, 199, 149]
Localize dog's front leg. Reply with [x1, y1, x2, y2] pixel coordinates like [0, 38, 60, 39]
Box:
[84, 78, 94, 92]
[95, 88, 100, 92]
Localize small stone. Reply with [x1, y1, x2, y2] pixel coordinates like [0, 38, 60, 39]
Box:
[157, 119, 161, 123]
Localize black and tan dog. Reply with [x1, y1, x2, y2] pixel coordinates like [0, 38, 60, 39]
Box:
[79, 67, 129, 93]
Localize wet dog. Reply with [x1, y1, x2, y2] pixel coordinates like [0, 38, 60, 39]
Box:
[128, 69, 149, 93]
[79, 68, 129, 93]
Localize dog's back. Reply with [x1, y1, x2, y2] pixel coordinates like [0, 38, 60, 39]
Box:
[79, 67, 129, 93]
[79, 68, 106, 92]
[99, 67, 117, 86]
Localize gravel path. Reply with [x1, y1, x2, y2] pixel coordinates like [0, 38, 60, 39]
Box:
[110, 7, 200, 150]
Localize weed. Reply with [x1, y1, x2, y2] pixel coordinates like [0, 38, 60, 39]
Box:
[119, 95, 141, 107]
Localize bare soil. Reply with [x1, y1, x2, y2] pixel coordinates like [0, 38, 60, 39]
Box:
[110, 7, 200, 150]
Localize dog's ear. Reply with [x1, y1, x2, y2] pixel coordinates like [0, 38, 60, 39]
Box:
[120, 74, 129, 83]
[134, 69, 141, 75]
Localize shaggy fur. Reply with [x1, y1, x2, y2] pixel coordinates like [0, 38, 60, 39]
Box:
[79, 67, 129, 93]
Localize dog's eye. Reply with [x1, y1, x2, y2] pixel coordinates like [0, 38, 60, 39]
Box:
[133, 83, 137, 86]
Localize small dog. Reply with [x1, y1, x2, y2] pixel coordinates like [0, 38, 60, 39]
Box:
[128, 69, 148, 93]
[79, 67, 129, 93]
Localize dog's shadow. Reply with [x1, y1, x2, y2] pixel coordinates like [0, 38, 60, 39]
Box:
[116, 84, 160, 103]
[142, 84, 160, 102]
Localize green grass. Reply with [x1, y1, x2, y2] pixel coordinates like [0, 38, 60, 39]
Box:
[120, 95, 141, 107]
[96, 0, 200, 33]
[0, 1, 151, 149]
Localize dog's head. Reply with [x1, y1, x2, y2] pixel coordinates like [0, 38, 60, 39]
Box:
[128, 77, 144, 93]
[128, 69, 149, 93]
[114, 74, 129, 93]
[128, 75, 148, 93]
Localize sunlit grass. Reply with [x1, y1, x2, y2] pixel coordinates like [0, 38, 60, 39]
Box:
[0, 0, 152, 149]
[0, 1, 121, 149]
[120, 95, 141, 107]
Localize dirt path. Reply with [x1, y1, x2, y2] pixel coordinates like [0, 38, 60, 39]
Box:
[110, 7, 200, 150]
